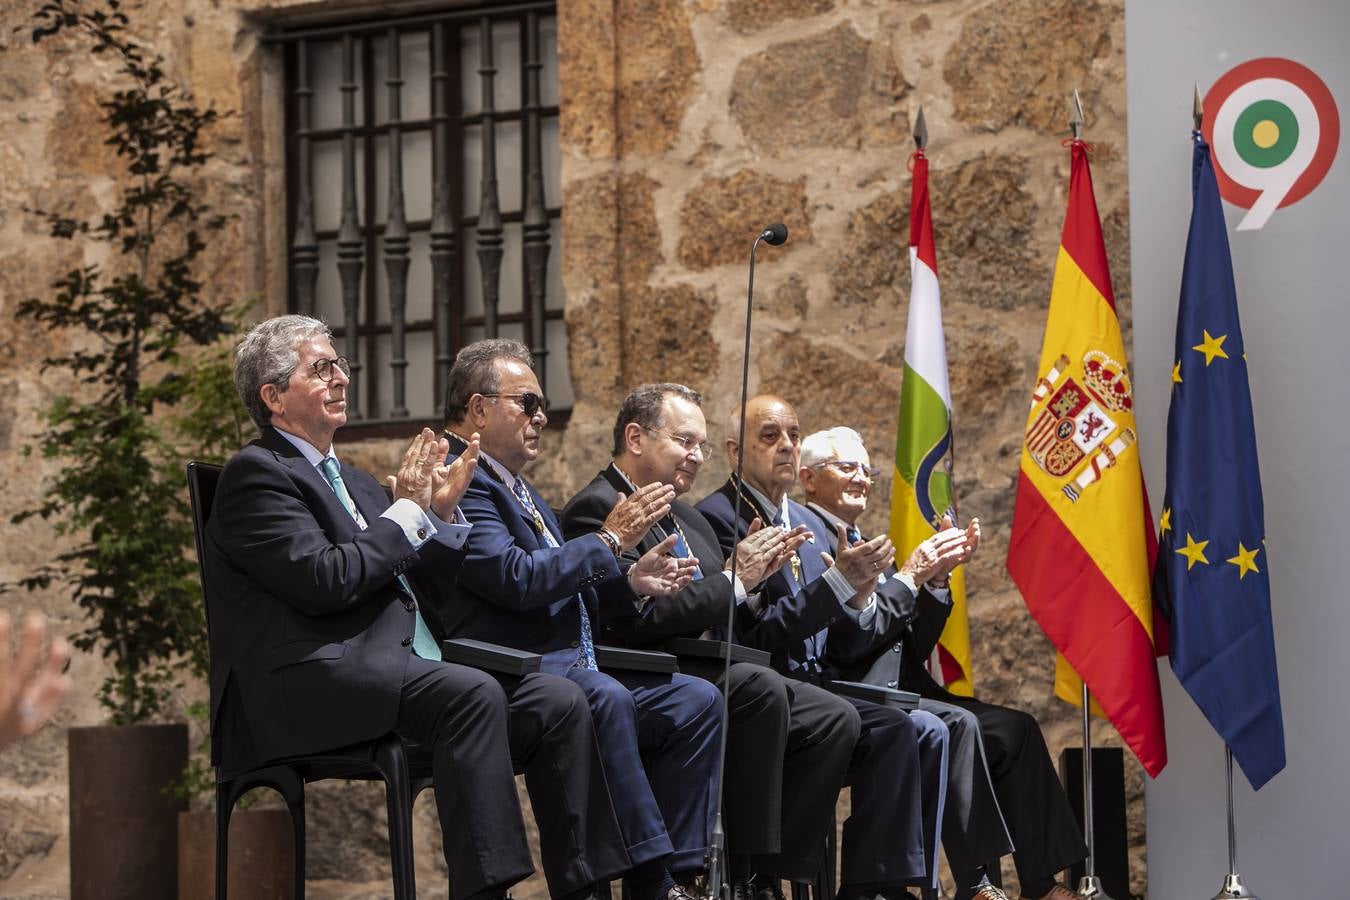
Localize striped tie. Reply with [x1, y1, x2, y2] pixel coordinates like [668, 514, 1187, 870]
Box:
[668, 521, 703, 581]
[510, 477, 598, 671]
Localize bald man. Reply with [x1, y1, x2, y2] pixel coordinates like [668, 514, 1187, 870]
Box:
[694, 395, 950, 899]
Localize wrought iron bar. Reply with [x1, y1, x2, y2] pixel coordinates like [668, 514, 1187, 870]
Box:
[521, 12, 550, 384]
[429, 21, 456, 413]
[336, 33, 365, 418]
[475, 16, 504, 338]
[383, 27, 411, 418]
[261, 1, 552, 44]
[292, 40, 319, 316]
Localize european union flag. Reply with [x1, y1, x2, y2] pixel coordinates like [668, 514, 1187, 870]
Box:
[1153, 134, 1285, 790]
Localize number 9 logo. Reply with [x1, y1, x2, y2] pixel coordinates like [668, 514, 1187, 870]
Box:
[1203, 58, 1340, 231]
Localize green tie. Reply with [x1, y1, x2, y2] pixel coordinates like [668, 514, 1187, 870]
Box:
[318, 457, 441, 661]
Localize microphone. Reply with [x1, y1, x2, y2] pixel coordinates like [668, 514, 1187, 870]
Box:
[703, 222, 788, 900]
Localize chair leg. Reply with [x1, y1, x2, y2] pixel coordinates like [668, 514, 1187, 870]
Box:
[216, 781, 234, 900]
[375, 738, 418, 900]
[273, 772, 307, 900]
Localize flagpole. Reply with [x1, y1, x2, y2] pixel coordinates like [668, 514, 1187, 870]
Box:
[1182, 86, 1261, 900]
[1076, 684, 1114, 900]
[1207, 746, 1259, 898]
[1064, 88, 1115, 900]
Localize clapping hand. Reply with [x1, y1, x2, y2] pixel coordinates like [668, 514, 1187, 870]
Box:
[827, 526, 896, 593]
[388, 428, 444, 511]
[899, 515, 981, 585]
[603, 483, 677, 551]
[628, 534, 700, 596]
[729, 518, 809, 590]
[430, 434, 479, 521]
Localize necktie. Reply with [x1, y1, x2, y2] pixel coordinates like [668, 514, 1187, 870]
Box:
[844, 524, 888, 585]
[510, 478, 598, 671]
[668, 520, 703, 581]
[318, 457, 441, 661]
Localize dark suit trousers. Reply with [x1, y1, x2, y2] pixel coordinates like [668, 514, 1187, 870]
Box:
[750, 679, 859, 882]
[916, 697, 1015, 882]
[561, 663, 723, 873]
[396, 657, 630, 899]
[838, 697, 928, 887]
[717, 662, 789, 859]
[939, 694, 1088, 893]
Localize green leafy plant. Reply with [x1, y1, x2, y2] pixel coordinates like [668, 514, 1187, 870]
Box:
[6, 0, 240, 723]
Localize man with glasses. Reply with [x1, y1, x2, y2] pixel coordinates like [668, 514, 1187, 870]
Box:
[800, 427, 1089, 900]
[558, 383, 861, 900]
[206, 316, 633, 900]
[694, 395, 950, 900]
[420, 340, 724, 900]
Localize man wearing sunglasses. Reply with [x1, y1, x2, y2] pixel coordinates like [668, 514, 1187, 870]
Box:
[800, 427, 1089, 900]
[558, 383, 861, 900]
[420, 339, 724, 900]
[694, 395, 951, 900]
[207, 316, 632, 900]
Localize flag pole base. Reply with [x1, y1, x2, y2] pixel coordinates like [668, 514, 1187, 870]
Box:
[1210, 872, 1259, 899]
[1075, 874, 1117, 899]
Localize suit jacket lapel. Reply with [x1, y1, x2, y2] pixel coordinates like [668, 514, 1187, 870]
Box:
[345, 465, 392, 525]
[260, 427, 361, 533]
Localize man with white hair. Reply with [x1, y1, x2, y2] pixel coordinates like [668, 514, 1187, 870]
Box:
[696, 395, 951, 900]
[800, 426, 1089, 900]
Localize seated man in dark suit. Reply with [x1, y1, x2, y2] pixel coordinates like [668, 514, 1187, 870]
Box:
[421, 339, 722, 900]
[799, 426, 1089, 900]
[695, 394, 950, 900]
[559, 382, 861, 900]
[205, 315, 630, 900]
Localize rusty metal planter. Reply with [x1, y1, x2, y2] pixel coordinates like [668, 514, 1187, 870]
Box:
[69, 723, 188, 900]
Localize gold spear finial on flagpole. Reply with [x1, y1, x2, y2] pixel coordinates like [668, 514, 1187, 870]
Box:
[1194, 84, 1204, 132]
[1070, 89, 1085, 140]
[913, 105, 928, 151]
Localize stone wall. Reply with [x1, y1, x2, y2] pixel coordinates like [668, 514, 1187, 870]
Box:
[0, 0, 1145, 896]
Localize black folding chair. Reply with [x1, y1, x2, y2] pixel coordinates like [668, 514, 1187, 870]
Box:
[188, 461, 435, 900]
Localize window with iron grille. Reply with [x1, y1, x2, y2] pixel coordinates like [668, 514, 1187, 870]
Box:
[275, 2, 566, 430]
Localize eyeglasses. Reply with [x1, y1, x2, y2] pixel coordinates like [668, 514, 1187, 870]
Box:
[483, 392, 549, 417]
[646, 428, 710, 458]
[310, 356, 349, 383]
[812, 459, 880, 479]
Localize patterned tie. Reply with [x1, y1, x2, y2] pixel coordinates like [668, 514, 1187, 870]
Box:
[846, 525, 862, 546]
[318, 457, 442, 661]
[668, 520, 703, 581]
[509, 477, 598, 671]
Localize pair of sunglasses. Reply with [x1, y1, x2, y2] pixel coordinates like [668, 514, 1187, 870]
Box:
[483, 392, 549, 417]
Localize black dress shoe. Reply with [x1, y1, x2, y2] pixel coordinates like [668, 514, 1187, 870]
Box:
[754, 877, 785, 900]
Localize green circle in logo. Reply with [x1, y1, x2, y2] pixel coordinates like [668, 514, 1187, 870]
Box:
[1233, 99, 1300, 168]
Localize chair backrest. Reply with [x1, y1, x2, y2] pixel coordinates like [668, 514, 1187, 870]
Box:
[186, 461, 222, 630]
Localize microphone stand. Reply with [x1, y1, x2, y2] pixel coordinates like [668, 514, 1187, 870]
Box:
[704, 223, 787, 900]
